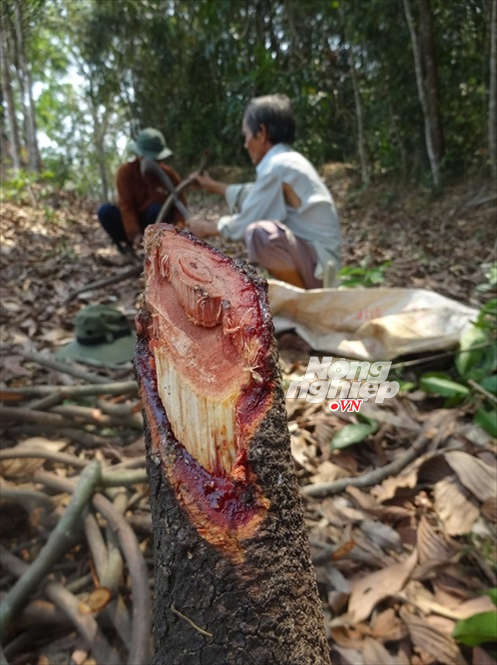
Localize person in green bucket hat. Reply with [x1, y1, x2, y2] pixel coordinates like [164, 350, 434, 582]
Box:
[56, 305, 136, 368]
[97, 127, 187, 255]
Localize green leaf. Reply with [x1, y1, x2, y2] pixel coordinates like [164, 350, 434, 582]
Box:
[474, 409, 497, 438]
[331, 422, 377, 451]
[420, 373, 470, 398]
[480, 375, 497, 395]
[452, 611, 497, 646]
[486, 589, 497, 607]
[456, 325, 489, 379]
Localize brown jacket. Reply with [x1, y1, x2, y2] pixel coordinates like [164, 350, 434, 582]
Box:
[116, 158, 186, 242]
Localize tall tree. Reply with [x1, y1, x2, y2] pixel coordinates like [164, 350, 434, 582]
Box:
[403, 0, 441, 188]
[418, 0, 444, 165]
[0, 13, 21, 171]
[11, 0, 41, 172]
[489, 0, 497, 180]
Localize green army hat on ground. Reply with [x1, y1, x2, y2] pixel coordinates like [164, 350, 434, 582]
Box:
[56, 305, 136, 368]
[128, 127, 173, 160]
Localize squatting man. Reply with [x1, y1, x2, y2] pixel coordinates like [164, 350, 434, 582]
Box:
[187, 93, 342, 290]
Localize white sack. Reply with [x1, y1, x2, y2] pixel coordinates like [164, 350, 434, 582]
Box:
[267, 280, 479, 361]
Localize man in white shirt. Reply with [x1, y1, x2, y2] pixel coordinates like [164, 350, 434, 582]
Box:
[188, 94, 341, 289]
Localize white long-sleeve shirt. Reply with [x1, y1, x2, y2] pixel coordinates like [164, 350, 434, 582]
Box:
[217, 144, 341, 279]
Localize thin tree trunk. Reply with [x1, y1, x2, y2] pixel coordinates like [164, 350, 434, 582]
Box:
[12, 0, 40, 172]
[418, 0, 444, 164]
[489, 0, 497, 180]
[89, 87, 109, 201]
[0, 17, 21, 172]
[349, 46, 369, 186]
[403, 0, 441, 189]
[135, 225, 331, 665]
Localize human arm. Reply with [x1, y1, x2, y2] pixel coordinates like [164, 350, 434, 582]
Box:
[188, 216, 221, 240]
[190, 171, 228, 197]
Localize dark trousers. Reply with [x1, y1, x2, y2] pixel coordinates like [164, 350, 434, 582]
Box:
[97, 202, 163, 250]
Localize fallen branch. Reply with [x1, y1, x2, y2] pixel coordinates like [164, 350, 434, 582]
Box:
[468, 378, 497, 405]
[1, 380, 138, 400]
[0, 461, 102, 641]
[0, 447, 89, 469]
[33, 471, 151, 665]
[22, 350, 112, 384]
[51, 404, 143, 429]
[302, 410, 454, 498]
[65, 265, 143, 302]
[1, 406, 78, 428]
[10, 424, 138, 449]
[0, 545, 118, 664]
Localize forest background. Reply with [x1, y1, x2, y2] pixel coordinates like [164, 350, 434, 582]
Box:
[1, 0, 496, 200]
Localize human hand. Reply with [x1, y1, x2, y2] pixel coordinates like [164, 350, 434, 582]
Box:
[132, 233, 144, 248]
[189, 171, 214, 191]
[187, 216, 219, 240]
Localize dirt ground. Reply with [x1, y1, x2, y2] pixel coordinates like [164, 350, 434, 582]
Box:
[0, 166, 496, 664]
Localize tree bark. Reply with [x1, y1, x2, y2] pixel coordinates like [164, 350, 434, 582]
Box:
[12, 0, 41, 173]
[418, 0, 444, 164]
[489, 0, 497, 180]
[135, 224, 331, 665]
[0, 15, 22, 172]
[349, 46, 370, 186]
[403, 0, 441, 189]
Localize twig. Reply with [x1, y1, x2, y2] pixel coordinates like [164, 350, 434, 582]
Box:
[0, 447, 88, 469]
[33, 471, 152, 665]
[96, 398, 142, 417]
[51, 404, 143, 429]
[390, 341, 493, 370]
[84, 512, 109, 582]
[0, 461, 102, 641]
[0, 545, 118, 663]
[29, 392, 64, 411]
[302, 411, 452, 498]
[0, 486, 56, 513]
[100, 468, 148, 487]
[11, 424, 139, 449]
[66, 265, 143, 302]
[155, 151, 208, 224]
[22, 350, 111, 384]
[468, 378, 497, 405]
[0, 406, 79, 428]
[170, 604, 213, 637]
[1, 380, 138, 400]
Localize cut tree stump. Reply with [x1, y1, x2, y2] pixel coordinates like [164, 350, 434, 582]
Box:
[135, 224, 331, 665]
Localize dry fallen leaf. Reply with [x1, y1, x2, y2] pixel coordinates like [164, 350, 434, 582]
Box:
[362, 636, 398, 665]
[444, 450, 497, 502]
[433, 476, 480, 536]
[346, 549, 418, 624]
[78, 587, 112, 615]
[399, 606, 467, 665]
[370, 608, 408, 642]
[417, 515, 455, 562]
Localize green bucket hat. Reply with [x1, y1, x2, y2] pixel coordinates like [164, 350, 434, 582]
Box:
[56, 305, 136, 368]
[128, 127, 173, 160]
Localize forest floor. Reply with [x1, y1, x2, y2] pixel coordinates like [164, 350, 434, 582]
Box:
[0, 165, 496, 665]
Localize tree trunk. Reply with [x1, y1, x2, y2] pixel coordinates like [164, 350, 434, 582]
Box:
[0, 17, 22, 172]
[403, 0, 441, 189]
[489, 0, 497, 180]
[349, 46, 370, 186]
[418, 0, 444, 164]
[135, 225, 331, 665]
[12, 0, 41, 173]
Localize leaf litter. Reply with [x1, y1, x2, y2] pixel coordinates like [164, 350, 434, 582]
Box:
[0, 172, 496, 664]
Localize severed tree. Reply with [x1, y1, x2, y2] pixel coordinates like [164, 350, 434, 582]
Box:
[135, 224, 331, 665]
